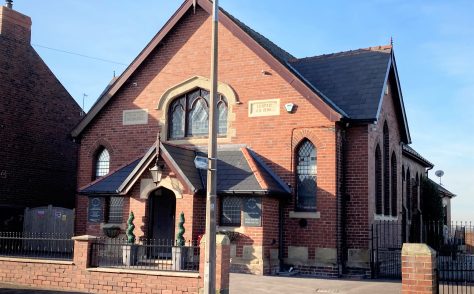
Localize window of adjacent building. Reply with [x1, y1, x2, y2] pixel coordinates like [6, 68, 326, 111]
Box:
[296, 140, 317, 211]
[95, 148, 110, 178]
[391, 152, 397, 217]
[168, 88, 228, 139]
[375, 144, 383, 215]
[108, 197, 124, 224]
[220, 196, 241, 226]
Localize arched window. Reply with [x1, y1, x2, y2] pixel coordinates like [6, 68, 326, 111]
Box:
[168, 88, 228, 139]
[406, 169, 411, 219]
[412, 173, 419, 213]
[375, 144, 383, 215]
[95, 148, 110, 178]
[391, 152, 397, 217]
[383, 122, 390, 216]
[296, 140, 317, 211]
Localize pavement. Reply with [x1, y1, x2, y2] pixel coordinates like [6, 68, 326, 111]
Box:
[0, 274, 401, 294]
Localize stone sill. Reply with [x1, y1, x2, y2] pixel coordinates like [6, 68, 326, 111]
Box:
[0, 257, 74, 265]
[87, 267, 200, 278]
[374, 214, 398, 221]
[289, 211, 320, 219]
[217, 226, 245, 233]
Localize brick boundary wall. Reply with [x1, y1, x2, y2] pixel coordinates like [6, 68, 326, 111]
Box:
[0, 235, 230, 294]
[401, 243, 437, 294]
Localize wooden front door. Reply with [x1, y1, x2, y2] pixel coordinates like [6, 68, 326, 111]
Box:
[149, 188, 176, 244]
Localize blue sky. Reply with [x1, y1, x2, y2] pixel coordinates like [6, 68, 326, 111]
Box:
[14, 0, 473, 220]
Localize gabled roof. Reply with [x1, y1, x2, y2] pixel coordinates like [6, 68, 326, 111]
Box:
[71, 0, 343, 138]
[402, 144, 434, 168]
[290, 47, 392, 121]
[79, 143, 290, 196]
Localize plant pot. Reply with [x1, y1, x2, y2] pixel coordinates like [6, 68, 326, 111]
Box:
[172, 246, 188, 270]
[122, 244, 138, 266]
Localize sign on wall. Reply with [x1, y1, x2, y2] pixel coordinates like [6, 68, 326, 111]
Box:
[88, 197, 104, 223]
[248, 99, 280, 117]
[243, 197, 262, 227]
[123, 109, 148, 125]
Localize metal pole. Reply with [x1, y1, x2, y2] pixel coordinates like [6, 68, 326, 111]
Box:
[204, 0, 218, 293]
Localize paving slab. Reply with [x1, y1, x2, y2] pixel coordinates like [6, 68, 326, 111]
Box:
[230, 273, 401, 294]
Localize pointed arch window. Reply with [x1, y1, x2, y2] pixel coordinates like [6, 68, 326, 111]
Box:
[296, 140, 317, 211]
[406, 169, 411, 219]
[375, 144, 383, 215]
[168, 88, 228, 139]
[383, 122, 390, 216]
[95, 148, 110, 178]
[391, 152, 397, 217]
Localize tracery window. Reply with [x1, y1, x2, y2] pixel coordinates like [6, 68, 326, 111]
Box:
[168, 88, 228, 139]
[296, 140, 317, 211]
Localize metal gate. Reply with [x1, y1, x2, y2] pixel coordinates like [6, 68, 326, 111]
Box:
[23, 205, 74, 235]
[371, 221, 403, 279]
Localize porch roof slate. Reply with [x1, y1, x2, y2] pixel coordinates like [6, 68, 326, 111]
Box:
[79, 143, 290, 196]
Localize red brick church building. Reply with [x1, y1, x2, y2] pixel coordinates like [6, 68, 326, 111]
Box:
[72, 0, 447, 276]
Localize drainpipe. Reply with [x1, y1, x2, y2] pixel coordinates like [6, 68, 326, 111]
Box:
[337, 124, 348, 277]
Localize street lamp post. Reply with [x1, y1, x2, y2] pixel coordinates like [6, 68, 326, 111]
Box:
[204, 0, 219, 293]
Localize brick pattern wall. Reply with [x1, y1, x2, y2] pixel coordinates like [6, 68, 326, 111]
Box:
[401, 243, 437, 294]
[75, 6, 338, 259]
[0, 6, 82, 230]
[0, 235, 231, 294]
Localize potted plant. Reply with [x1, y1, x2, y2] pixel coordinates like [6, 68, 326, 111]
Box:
[122, 211, 138, 266]
[172, 212, 187, 270]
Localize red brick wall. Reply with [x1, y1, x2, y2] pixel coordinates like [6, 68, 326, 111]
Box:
[0, 6, 82, 230]
[0, 236, 231, 294]
[75, 6, 338, 253]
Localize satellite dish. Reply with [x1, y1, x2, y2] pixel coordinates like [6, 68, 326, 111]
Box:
[435, 170, 444, 185]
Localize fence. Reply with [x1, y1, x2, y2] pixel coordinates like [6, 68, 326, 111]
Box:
[371, 220, 403, 279]
[0, 232, 73, 260]
[90, 237, 200, 272]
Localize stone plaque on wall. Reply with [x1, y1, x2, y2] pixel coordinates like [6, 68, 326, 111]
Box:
[123, 109, 148, 125]
[248, 99, 280, 117]
[88, 197, 103, 223]
[243, 197, 262, 227]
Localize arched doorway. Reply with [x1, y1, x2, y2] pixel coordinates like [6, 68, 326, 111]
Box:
[148, 188, 176, 242]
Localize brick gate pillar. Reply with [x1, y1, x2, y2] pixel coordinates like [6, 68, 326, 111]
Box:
[199, 234, 231, 294]
[401, 243, 437, 294]
[72, 235, 98, 269]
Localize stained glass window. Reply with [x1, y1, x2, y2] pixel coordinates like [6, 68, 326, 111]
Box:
[217, 101, 228, 135]
[95, 148, 110, 178]
[221, 197, 241, 226]
[168, 88, 228, 139]
[108, 197, 124, 224]
[188, 98, 209, 136]
[296, 140, 317, 211]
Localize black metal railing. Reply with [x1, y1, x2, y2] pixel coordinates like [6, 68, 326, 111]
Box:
[436, 222, 474, 294]
[0, 232, 74, 260]
[90, 237, 200, 272]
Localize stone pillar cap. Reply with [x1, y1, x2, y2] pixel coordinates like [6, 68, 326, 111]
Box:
[401, 243, 436, 256]
[72, 235, 99, 241]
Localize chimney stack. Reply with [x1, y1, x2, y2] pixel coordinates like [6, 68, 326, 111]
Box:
[0, 1, 32, 43]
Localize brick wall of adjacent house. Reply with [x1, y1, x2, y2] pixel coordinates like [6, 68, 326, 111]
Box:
[0, 235, 230, 294]
[0, 6, 82, 230]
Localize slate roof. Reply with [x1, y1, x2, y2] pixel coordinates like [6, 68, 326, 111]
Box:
[434, 181, 456, 198]
[79, 143, 290, 196]
[402, 144, 434, 168]
[79, 159, 142, 195]
[289, 47, 392, 121]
